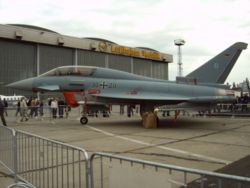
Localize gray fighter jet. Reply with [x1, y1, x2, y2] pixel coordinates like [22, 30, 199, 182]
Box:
[7, 42, 247, 125]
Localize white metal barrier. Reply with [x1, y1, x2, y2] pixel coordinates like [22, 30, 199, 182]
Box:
[0, 126, 90, 188]
[0, 126, 15, 178]
[6, 182, 35, 188]
[1, 126, 250, 188]
[89, 152, 250, 188]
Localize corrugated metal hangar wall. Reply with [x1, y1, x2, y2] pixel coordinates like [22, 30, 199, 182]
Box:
[0, 24, 172, 97]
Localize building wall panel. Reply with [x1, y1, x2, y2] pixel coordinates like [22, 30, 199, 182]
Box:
[152, 61, 168, 80]
[0, 39, 36, 95]
[108, 54, 131, 72]
[40, 45, 74, 74]
[78, 50, 106, 67]
[133, 58, 152, 77]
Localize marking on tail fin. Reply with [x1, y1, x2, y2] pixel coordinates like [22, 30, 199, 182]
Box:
[186, 42, 247, 84]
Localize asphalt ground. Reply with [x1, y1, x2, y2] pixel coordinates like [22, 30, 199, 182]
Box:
[1, 107, 250, 187]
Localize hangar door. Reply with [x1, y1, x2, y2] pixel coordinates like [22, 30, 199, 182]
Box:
[0, 39, 36, 95]
[39, 45, 74, 74]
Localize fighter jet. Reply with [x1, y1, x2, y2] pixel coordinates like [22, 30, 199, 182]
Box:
[7, 42, 247, 125]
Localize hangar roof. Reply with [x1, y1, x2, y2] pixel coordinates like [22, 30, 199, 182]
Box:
[136, 47, 159, 52]
[84, 37, 117, 45]
[8, 24, 58, 34]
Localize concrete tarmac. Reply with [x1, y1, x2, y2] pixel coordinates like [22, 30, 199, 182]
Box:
[1, 108, 250, 187]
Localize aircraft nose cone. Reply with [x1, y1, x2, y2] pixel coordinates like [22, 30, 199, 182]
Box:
[7, 78, 34, 90]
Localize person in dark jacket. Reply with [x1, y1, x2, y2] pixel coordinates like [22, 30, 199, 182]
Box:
[58, 98, 65, 118]
[3, 98, 8, 116]
[15, 99, 21, 117]
[0, 98, 7, 126]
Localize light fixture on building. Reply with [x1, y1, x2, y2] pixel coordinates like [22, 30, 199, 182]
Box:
[58, 37, 64, 45]
[15, 31, 23, 40]
[90, 42, 98, 50]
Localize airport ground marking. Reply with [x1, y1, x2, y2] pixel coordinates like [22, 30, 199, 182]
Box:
[86, 125, 231, 165]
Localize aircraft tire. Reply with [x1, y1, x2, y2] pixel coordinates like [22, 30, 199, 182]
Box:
[80, 117, 88, 125]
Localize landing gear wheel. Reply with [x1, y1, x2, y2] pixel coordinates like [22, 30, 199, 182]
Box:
[80, 116, 88, 125]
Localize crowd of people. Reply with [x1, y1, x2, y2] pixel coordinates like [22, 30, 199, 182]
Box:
[47, 97, 69, 119]
[16, 96, 44, 121]
[215, 95, 250, 113]
[120, 104, 139, 117]
[0, 96, 71, 126]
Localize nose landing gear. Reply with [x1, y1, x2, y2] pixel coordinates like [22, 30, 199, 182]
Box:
[80, 116, 88, 125]
[80, 97, 89, 125]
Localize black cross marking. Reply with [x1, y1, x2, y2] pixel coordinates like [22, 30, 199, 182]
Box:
[99, 82, 108, 89]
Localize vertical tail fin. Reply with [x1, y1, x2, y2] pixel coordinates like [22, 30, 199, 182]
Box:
[186, 42, 247, 84]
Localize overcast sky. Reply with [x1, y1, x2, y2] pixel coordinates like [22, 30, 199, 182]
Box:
[0, 0, 249, 83]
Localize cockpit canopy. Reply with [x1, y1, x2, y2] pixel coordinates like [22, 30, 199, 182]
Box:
[39, 65, 162, 82]
[40, 66, 96, 77]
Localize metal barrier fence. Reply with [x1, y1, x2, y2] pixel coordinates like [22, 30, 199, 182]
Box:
[6, 182, 35, 188]
[2, 125, 250, 188]
[0, 126, 15, 177]
[0, 126, 90, 188]
[90, 152, 250, 188]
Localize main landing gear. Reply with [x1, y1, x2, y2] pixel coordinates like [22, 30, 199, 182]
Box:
[140, 104, 159, 128]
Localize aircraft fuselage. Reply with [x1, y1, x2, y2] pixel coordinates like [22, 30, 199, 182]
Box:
[29, 75, 235, 105]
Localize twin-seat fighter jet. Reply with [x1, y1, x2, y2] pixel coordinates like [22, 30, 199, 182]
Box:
[7, 42, 247, 125]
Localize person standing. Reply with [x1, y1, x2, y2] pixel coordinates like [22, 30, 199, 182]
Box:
[51, 98, 58, 119]
[3, 98, 8, 116]
[38, 99, 44, 117]
[20, 97, 29, 122]
[29, 97, 36, 118]
[58, 98, 65, 118]
[33, 97, 39, 118]
[0, 97, 7, 126]
[15, 99, 21, 117]
[120, 104, 124, 115]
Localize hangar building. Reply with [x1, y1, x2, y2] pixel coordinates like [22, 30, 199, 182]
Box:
[0, 24, 173, 96]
